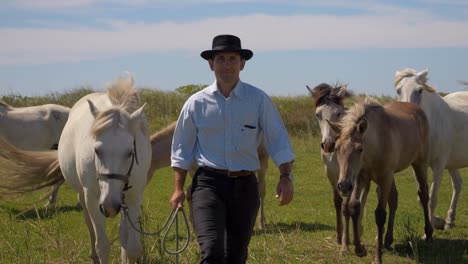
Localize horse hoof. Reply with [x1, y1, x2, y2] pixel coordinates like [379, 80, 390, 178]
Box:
[340, 248, 349, 256]
[444, 222, 455, 230]
[432, 216, 446, 230]
[355, 246, 367, 257]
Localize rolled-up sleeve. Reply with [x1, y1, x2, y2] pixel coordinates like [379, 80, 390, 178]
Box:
[171, 100, 197, 170]
[259, 95, 294, 167]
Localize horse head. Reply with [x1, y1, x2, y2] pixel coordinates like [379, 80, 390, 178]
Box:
[307, 83, 352, 153]
[394, 68, 437, 105]
[332, 99, 375, 197]
[87, 79, 147, 218]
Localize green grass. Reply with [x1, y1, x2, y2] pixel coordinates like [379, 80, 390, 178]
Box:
[1, 89, 467, 263]
[1, 135, 467, 263]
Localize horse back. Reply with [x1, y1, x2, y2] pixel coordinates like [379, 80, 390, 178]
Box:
[383, 102, 429, 171]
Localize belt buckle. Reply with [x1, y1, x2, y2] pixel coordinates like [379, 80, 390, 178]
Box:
[227, 171, 238, 178]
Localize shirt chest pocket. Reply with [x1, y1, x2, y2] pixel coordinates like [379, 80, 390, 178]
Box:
[235, 123, 259, 150]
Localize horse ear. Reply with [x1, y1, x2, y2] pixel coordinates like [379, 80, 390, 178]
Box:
[417, 69, 429, 80]
[358, 118, 367, 134]
[336, 85, 348, 97]
[306, 85, 314, 96]
[326, 120, 342, 134]
[87, 100, 100, 118]
[130, 103, 146, 120]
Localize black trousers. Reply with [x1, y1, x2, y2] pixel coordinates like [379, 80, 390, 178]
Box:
[190, 168, 260, 264]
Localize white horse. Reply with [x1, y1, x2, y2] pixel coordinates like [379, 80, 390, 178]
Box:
[395, 68, 468, 230]
[0, 75, 151, 263]
[0, 100, 70, 205]
[0, 100, 69, 150]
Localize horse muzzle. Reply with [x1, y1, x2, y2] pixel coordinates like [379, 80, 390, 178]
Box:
[337, 180, 352, 197]
[321, 141, 335, 153]
[99, 201, 122, 218]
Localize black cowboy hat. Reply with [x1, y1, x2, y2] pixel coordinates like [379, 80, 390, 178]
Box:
[200, 34, 253, 61]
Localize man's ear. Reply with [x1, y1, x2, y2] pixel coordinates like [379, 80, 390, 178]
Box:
[209, 59, 215, 71]
[240, 59, 245, 71]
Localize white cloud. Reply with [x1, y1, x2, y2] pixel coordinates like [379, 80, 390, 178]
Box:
[2, 13, 468, 65]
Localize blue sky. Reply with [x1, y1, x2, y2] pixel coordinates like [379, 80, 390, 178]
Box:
[1, 0, 468, 97]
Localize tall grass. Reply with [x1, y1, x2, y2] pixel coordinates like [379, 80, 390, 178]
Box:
[0, 88, 467, 263]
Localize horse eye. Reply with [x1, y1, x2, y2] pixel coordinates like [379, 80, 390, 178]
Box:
[336, 112, 341, 118]
[316, 113, 321, 119]
[358, 147, 363, 153]
[396, 89, 401, 95]
[418, 89, 423, 94]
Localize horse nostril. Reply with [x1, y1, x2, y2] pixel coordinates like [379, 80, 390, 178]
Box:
[337, 182, 343, 192]
[99, 204, 107, 217]
[321, 143, 325, 150]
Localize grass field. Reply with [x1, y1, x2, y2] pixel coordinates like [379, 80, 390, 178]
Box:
[0, 89, 467, 263]
[0, 135, 467, 263]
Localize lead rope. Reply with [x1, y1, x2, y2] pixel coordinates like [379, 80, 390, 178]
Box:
[121, 204, 190, 262]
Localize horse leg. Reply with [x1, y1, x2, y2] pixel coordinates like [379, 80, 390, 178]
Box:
[350, 177, 367, 257]
[413, 163, 433, 241]
[445, 169, 462, 229]
[79, 192, 99, 263]
[374, 176, 392, 264]
[44, 181, 63, 207]
[357, 178, 370, 244]
[333, 189, 343, 245]
[340, 197, 350, 255]
[384, 179, 398, 250]
[428, 164, 446, 230]
[84, 190, 111, 264]
[119, 198, 143, 264]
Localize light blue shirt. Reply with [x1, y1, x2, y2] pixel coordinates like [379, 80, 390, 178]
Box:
[171, 80, 294, 171]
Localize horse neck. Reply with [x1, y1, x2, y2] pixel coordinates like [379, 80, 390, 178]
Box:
[421, 91, 452, 127]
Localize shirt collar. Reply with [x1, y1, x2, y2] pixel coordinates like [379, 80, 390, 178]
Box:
[208, 80, 245, 99]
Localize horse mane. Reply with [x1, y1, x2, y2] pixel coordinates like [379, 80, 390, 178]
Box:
[0, 100, 13, 110]
[310, 82, 353, 107]
[340, 97, 381, 139]
[150, 122, 176, 144]
[91, 74, 142, 136]
[394, 68, 437, 93]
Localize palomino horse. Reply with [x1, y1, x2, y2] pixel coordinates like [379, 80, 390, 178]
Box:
[0, 100, 70, 206]
[331, 98, 433, 264]
[148, 122, 269, 229]
[0, 75, 151, 264]
[395, 68, 468, 230]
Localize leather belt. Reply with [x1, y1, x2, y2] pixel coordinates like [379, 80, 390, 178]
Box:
[201, 166, 254, 177]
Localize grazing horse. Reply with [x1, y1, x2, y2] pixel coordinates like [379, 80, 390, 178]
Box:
[331, 98, 433, 264]
[148, 122, 269, 229]
[395, 68, 468, 230]
[0, 100, 70, 206]
[0, 75, 151, 264]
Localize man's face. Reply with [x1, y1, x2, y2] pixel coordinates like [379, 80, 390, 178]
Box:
[209, 51, 245, 84]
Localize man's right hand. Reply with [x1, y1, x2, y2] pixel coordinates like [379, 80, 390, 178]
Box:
[170, 189, 186, 209]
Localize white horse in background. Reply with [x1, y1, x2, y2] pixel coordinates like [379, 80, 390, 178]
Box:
[0, 100, 70, 205]
[0, 100, 69, 150]
[395, 68, 468, 230]
[0, 74, 151, 263]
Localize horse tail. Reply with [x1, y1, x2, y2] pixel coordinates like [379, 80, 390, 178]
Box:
[0, 137, 64, 195]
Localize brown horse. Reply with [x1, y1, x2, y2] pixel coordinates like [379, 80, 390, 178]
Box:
[331, 98, 433, 264]
[148, 122, 270, 229]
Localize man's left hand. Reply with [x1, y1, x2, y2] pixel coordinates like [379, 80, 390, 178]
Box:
[275, 177, 294, 206]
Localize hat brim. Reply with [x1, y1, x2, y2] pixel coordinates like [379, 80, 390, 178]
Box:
[200, 49, 253, 61]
